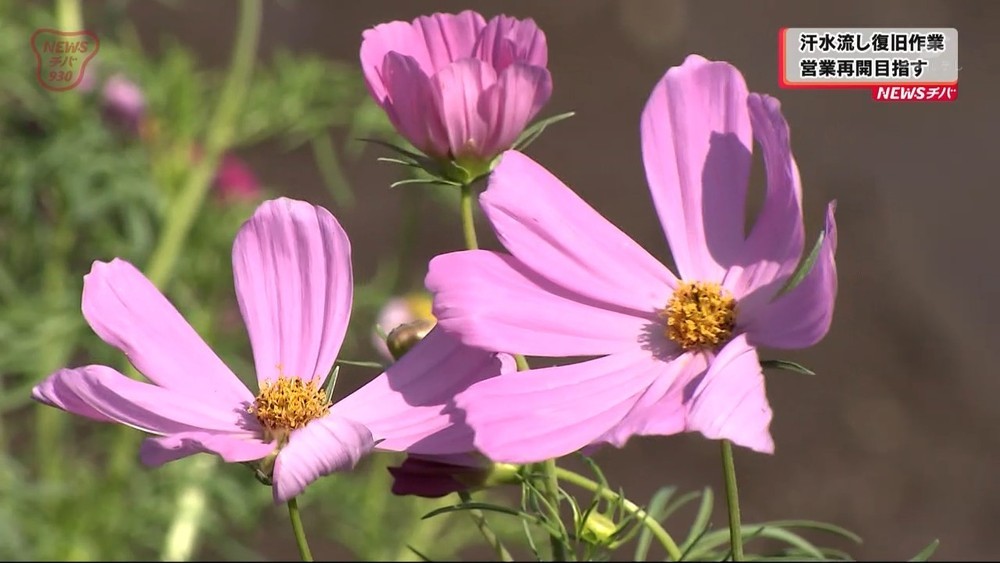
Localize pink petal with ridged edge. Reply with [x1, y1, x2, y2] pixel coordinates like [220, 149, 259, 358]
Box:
[272, 415, 375, 503]
[139, 431, 275, 466]
[335, 327, 513, 455]
[427, 250, 656, 357]
[478, 66, 552, 158]
[232, 198, 353, 386]
[594, 350, 708, 448]
[480, 151, 676, 313]
[641, 54, 753, 281]
[455, 348, 665, 464]
[360, 11, 486, 100]
[744, 202, 838, 350]
[684, 335, 774, 453]
[723, 94, 805, 310]
[412, 11, 487, 72]
[81, 259, 252, 408]
[431, 59, 497, 160]
[31, 365, 258, 436]
[474, 15, 548, 71]
[380, 52, 450, 158]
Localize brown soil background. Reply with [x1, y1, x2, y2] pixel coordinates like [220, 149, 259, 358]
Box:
[124, 1, 999, 560]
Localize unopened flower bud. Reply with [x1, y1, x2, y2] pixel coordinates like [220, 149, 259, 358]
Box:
[581, 511, 618, 544]
[386, 318, 436, 361]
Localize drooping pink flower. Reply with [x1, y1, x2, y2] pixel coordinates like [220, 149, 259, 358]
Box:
[426, 55, 838, 463]
[388, 452, 518, 498]
[360, 10, 552, 167]
[32, 197, 509, 503]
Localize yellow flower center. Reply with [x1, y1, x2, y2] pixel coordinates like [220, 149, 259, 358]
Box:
[250, 376, 330, 442]
[661, 281, 737, 351]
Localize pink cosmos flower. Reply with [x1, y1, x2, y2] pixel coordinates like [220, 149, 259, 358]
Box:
[32, 197, 508, 503]
[360, 10, 551, 166]
[426, 55, 838, 463]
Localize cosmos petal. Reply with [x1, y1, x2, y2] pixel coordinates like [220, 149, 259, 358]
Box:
[641, 54, 753, 281]
[456, 349, 664, 463]
[272, 415, 375, 503]
[335, 328, 513, 455]
[81, 259, 251, 407]
[684, 335, 775, 453]
[232, 198, 353, 386]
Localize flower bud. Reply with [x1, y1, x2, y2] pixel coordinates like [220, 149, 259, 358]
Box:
[580, 511, 618, 544]
[374, 292, 436, 362]
[361, 11, 552, 171]
[386, 319, 436, 361]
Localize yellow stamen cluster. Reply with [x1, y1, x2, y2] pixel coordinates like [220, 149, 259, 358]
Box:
[661, 281, 737, 351]
[250, 376, 329, 439]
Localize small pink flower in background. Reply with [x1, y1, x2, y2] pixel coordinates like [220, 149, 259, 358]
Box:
[33, 198, 508, 503]
[101, 73, 146, 135]
[372, 292, 436, 362]
[388, 453, 519, 498]
[213, 153, 263, 202]
[360, 10, 552, 167]
[427, 55, 838, 463]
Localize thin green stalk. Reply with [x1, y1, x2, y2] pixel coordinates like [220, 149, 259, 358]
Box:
[540, 458, 567, 561]
[459, 491, 514, 562]
[720, 439, 744, 561]
[55, 0, 81, 30]
[54, 0, 83, 116]
[459, 183, 479, 250]
[144, 0, 262, 288]
[287, 497, 314, 562]
[555, 467, 682, 561]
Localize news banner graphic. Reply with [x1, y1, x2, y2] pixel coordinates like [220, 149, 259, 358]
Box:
[779, 28, 958, 102]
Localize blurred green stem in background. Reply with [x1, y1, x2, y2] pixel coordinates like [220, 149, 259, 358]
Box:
[54, 0, 82, 117]
[144, 0, 262, 289]
[161, 456, 216, 561]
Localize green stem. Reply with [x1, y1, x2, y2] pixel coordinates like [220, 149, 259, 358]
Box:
[720, 439, 744, 561]
[55, 0, 82, 31]
[54, 0, 83, 115]
[144, 0, 262, 289]
[555, 467, 682, 561]
[287, 497, 314, 562]
[459, 183, 479, 250]
[540, 458, 567, 561]
[459, 491, 514, 562]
